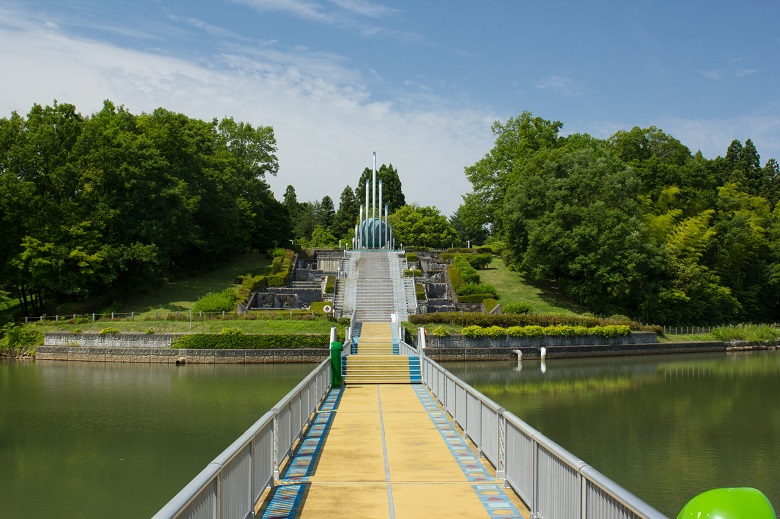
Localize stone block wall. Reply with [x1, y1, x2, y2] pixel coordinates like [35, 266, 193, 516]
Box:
[36, 346, 328, 364]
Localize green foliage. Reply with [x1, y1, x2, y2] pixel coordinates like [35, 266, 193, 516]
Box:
[457, 294, 495, 304]
[415, 283, 426, 301]
[503, 302, 532, 314]
[388, 204, 457, 248]
[459, 324, 630, 339]
[172, 332, 334, 349]
[355, 163, 406, 215]
[410, 311, 639, 329]
[430, 325, 448, 337]
[404, 269, 422, 277]
[193, 289, 237, 313]
[1, 323, 44, 353]
[99, 327, 120, 335]
[482, 298, 499, 312]
[0, 101, 288, 317]
[711, 324, 780, 342]
[456, 282, 498, 298]
[462, 112, 780, 324]
[406, 252, 419, 262]
[324, 276, 335, 294]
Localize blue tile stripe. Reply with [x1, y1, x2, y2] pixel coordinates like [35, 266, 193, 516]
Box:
[408, 357, 421, 384]
[258, 388, 342, 519]
[412, 386, 524, 519]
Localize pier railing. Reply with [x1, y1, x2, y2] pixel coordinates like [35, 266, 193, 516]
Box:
[153, 359, 331, 519]
[417, 348, 667, 519]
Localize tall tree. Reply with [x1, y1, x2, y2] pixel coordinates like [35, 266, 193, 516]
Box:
[388, 205, 457, 249]
[317, 195, 335, 231]
[354, 163, 406, 215]
[332, 185, 359, 239]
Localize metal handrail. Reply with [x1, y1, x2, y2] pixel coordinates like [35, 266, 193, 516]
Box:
[419, 353, 667, 519]
[153, 359, 331, 519]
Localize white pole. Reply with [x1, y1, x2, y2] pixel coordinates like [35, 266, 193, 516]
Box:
[365, 179, 370, 249]
[372, 152, 377, 249]
[385, 204, 389, 250]
[378, 179, 383, 249]
[359, 204, 363, 249]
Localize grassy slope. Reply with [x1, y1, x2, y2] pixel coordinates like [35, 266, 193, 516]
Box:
[478, 257, 585, 315]
[118, 253, 269, 316]
[26, 253, 340, 335]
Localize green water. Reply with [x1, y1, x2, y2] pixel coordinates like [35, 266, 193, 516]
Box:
[0, 360, 317, 518]
[444, 351, 780, 517]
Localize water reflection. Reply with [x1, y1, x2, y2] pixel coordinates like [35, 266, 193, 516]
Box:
[444, 351, 780, 517]
[0, 360, 317, 519]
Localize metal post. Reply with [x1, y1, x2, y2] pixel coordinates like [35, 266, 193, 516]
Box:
[359, 204, 363, 248]
[378, 179, 383, 249]
[385, 204, 389, 250]
[372, 151, 377, 249]
[365, 179, 370, 248]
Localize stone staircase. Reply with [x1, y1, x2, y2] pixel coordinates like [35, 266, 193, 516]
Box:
[342, 318, 420, 385]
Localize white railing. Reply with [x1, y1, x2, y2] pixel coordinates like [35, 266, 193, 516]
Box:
[417, 350, 667, 519]
[153, 359, 331, 519]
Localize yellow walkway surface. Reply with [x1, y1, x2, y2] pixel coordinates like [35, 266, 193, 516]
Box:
[296, 384, 527, 519]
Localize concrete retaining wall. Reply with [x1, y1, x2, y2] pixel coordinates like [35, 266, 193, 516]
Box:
[424, 341, 726, 362]
[45, 333, 181, 348]
[36, 346, 328, 363]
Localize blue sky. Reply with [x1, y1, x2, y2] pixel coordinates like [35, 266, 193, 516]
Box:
[1, 1, 778, 215]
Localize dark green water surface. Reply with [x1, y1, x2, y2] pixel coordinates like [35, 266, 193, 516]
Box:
[444, 351, 780, 517]
[0, 360, 317, 518]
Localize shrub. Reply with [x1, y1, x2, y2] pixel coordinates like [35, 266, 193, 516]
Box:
[457, 294, 494, 304]
[99, 327, 120, 335]
[324, 276, 335, 294]
[404, 269, 422, 277]
[502, 302, 532, 314]
[415, 283, 426, 301]
[193, 288, 237, 313]
[466, 253, 493, 270]
[456, 282, 498, 298]
[406, 252, 419, 263]
[1, 324, 44, 353]
[461, 325, 483, 338]
[409, 312, 640, 330]
[431, 326, 448, 337]
[172, 332, 335, 349]
[482, 298, 499, 312]
[145, 328, 156, 334]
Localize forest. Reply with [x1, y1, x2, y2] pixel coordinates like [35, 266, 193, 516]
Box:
[2, 102, 779, 325]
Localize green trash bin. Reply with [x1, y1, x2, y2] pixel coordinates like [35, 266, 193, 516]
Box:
[330, 341, 343, 388]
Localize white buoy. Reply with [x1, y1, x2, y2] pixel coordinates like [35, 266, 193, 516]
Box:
[540, 347, 547, 359]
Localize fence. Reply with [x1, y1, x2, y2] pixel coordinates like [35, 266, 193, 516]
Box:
[417, 347, 667, 519]
[23, 308, 334, 324]
[152, 359, 331, 519]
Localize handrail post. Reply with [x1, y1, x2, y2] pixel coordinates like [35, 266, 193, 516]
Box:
[272, 409, 280, 484]
[497, 408, 506, 482]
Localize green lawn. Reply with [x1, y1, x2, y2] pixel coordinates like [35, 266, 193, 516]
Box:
[478, 257, 585, 315]
[117, 253, 269, 316]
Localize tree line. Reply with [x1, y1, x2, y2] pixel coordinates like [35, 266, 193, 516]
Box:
[460, 112, 780, 324]
[0, 101, 289, 316]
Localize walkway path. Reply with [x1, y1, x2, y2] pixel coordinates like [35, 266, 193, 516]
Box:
[258, 321, 528, 518]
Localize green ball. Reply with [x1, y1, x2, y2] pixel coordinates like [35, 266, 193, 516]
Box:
[678, 488, 776, 519]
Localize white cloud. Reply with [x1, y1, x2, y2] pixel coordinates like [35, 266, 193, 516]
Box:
[533, 75, 585, 97]
[0, 8, 489, 216]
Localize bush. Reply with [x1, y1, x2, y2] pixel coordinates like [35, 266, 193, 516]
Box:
[431, 325, 448, 337]
[406, 252, 419, 263]
[482, 298, 499, 312]
[193, 288, 237, 313]
[502, 302, 532, 314]
[1, 323, 44, 354]
[99, 327, 120, 335]
[409, 312, 640, 330]
[457, 294, 494, 304]
[404, 269, 422, 277]
[456, 282, 498, 298]
[415, 283, 426, 301]
[172, 332, 335, 349]
[324, 276, 335, 294]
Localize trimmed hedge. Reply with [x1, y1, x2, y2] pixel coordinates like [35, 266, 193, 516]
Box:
[172, 330, 337, 349]
[482, 298, 499, 312]
[415, 282, 426, 301]
[406, 252, 419, 262]
[409, 312, 641, 330]
[324, 276, 335, 294]
[502, 302, 532, 314]
[237, 249, 296, 303]
[193, 288, 237, 313]
[404, 269, 422, 277]
[456, 293, 495, 304]
[460, 324, 632, 339]
[456, 282, 498, 297]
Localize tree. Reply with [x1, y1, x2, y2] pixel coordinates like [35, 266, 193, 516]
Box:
[332, 185, 359, 239]
[388, 205, 457, 249]
[317, 195, 335, 231]
[354, 163, 406, 215]
[450, 197, 490, 246]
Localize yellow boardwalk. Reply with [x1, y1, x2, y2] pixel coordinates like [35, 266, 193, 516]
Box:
[257, 321, 528, 518]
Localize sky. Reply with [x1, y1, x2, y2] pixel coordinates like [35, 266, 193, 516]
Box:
[1, 1, 778, 215]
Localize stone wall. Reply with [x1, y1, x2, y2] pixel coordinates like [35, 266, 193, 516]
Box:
[36, 346, 328, 363]
[44, 332, 180, 348]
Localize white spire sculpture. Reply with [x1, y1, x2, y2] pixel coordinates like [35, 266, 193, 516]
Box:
[358, 151, 393, 250]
